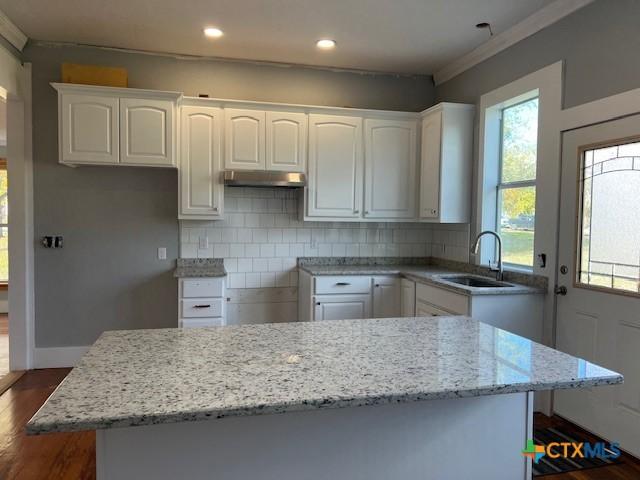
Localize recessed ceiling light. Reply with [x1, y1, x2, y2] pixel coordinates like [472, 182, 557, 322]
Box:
[316, 39, 336, 50]
[204, 27, 224, 38]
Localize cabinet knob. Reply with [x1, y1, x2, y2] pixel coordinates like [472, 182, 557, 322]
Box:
[354, 209, 359, 214]
[213, 207, 218, 212]
[316, 302, 321, 306]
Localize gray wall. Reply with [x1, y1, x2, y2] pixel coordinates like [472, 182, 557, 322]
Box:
[24, 43, 434, 347]
[436, 0, 640, 109]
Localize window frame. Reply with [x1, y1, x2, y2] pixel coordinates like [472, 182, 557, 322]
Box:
[478, 89, 540, 272]
[495, 96, 539, 269]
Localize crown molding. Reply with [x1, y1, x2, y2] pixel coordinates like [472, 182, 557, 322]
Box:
[434, 0, 594, 86]
[0, 8, 27, 51]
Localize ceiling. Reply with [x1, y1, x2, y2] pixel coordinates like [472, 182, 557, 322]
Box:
[0, 0, 552, 75]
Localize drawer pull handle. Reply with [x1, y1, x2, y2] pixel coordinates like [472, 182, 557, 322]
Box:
[193, 304, 211, 309]
[335, 282, 351, 286]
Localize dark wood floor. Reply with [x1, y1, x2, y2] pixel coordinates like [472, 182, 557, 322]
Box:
[0, 369, 638, 479]
[0, 369, 95, 479]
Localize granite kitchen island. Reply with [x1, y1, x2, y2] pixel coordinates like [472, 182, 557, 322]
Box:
[27, 317, 622, 480]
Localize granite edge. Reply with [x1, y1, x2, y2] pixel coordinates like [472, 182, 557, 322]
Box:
[27, 374, 622, 435]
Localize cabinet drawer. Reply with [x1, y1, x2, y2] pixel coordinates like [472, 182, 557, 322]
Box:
[181, 298, 223, 318]
[314, 276, 372, 295]
[415, 283, 469, 315]
[180, 317, 224, 328]
[181, 278, 224, 298]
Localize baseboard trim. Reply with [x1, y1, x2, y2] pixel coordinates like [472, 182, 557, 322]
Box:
[34, 346, 90, 369]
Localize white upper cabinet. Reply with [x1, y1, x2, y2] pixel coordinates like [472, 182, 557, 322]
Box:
[265, 111, 307, 172]
[179, 106, 223, 220]
[60, 94, 119, 165]
[307, 114, 363, 218]
[419, 103, 474, 223]
[224, 108, 266, 170]
[419, 110, 442, 219]
[53, 83, 180, 168]
[120, 98, 175, 167]
[364, 118, 418, 219]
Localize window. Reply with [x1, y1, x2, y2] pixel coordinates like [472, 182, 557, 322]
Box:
[0, 159, 6, 283]
[496, 97, 538, 267]
[577, 139, 640, 294]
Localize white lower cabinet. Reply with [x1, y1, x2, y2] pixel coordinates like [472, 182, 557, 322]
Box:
[400, 278, 416, 317]
[414, 281, 544, 341]
[372, 276, 400, 318]
[313, 294, 372, 321]
[415, 299, 451, 317]
[300, 272, 543, 341]
[178, 278, 226, 327]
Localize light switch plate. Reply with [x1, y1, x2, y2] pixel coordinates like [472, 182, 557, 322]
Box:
[158, 247, 167, 260]
[198, 236, 209, 250]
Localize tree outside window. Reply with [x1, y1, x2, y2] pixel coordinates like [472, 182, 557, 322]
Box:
[497, 98, 538, 267]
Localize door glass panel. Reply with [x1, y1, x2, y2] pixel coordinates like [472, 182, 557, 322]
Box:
[578, 139, 640, 293]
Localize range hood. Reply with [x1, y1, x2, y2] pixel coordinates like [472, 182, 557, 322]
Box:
[224, 170, 306, 188]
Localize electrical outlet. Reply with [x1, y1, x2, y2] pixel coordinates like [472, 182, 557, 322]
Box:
[158, 247, 167, 260]
[198, 236, 209, 250]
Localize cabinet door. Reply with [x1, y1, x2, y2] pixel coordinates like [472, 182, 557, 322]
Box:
[224, 108, 266, 170]
[307, 114, 363, 218]
[364, 119, 417, 218]
[419, 110, 442, 219]
[120, 98, 175, 166]
[415, 300, 450, 317]
[400, 278, 416, 317]
[179, 106, 223, 219]
[372, 276, 400, 318]
[266, 111, 307, 172]
[60, 94, 119, 165]
[313, 294, 371, 321]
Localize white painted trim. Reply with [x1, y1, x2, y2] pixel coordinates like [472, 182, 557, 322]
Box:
[34, 346, 90, 369]
[434, 0, 593, 85]
[51, 82, 182, 101]
[6, 57, 34, 371]
[560, 86, 640, 131]
[475, 62, 563, 416]
[0, 8, 27, 52]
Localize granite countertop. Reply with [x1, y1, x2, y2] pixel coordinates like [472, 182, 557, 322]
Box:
[27, 316, 621, 434]
[174, 258, 226, 278]
[298, 264, 543, 295]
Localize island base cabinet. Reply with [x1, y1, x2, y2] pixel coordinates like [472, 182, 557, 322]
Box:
[96, 392, 533, 480]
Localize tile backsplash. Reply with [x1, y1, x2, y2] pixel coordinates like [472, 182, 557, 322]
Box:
[180, 188, 470, 291]
[180, 187, 470, 324]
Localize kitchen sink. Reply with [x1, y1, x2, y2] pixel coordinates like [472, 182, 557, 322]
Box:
[437, 275, 513, 288]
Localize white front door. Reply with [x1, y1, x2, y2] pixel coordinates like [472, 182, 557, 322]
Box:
[555, 114, 640, 457]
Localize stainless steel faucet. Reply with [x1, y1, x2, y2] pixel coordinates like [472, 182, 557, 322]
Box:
[470, 230, 503, 281]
